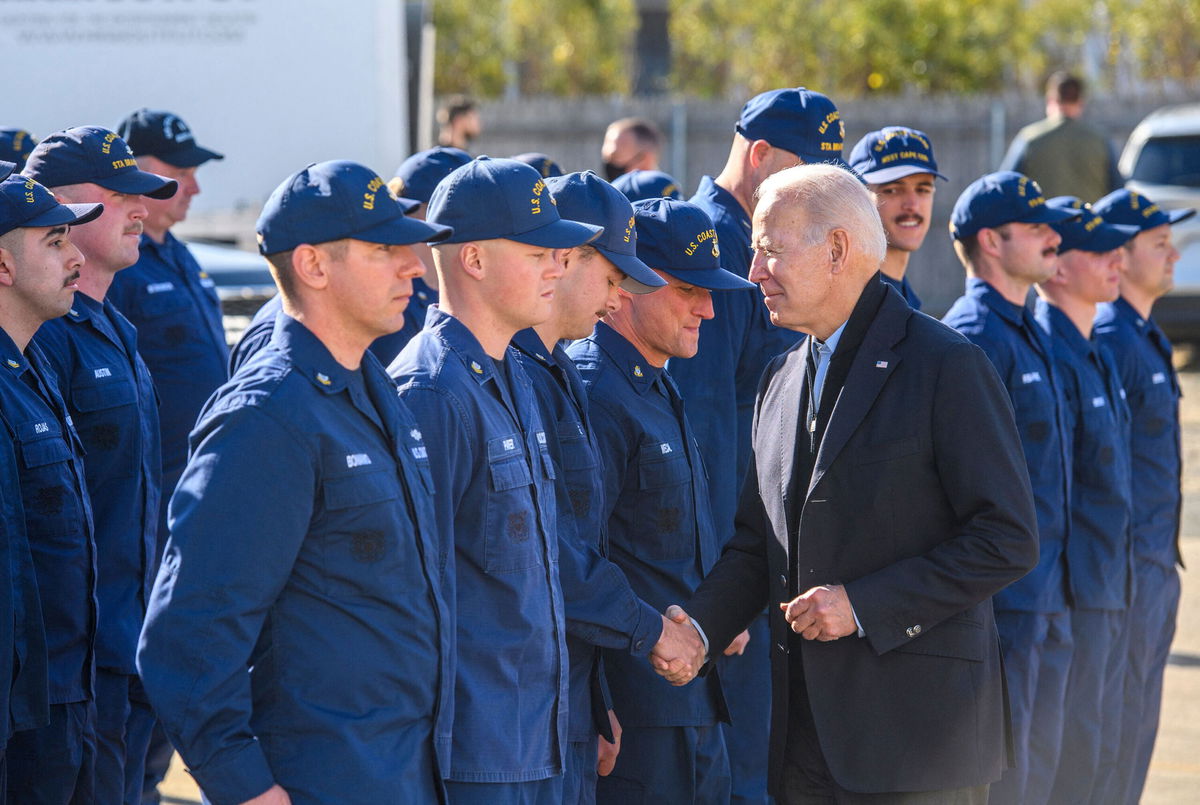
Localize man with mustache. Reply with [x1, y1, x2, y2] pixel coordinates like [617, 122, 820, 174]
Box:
[0, 167, 104, 803]
[848, 127, 948, 310]
[1036, 198, 1138, 805]
[1092, 188, 1195, 804]
[24, 126, 180, 804]
[568, 198, 755, 803]
[942, 172, 1080, 805]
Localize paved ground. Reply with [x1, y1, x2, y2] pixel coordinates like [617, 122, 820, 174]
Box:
[156, 372, 1200, 804]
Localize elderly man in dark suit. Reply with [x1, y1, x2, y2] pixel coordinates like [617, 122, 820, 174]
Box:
[670, 164, 1039, 804]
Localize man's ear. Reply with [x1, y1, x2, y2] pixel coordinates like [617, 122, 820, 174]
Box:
[747, 139, 773, 171]
[0, 246, 16, 288]
[290, 244, 331, 291]
[458, 242, 485, 282]
[978, 227, 1004, 260]
[828, 228, 850, 274]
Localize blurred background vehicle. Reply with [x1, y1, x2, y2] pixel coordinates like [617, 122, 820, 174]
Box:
[184, 240, 274, 344]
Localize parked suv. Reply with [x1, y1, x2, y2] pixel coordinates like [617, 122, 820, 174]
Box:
[1119, 103, 1200, 341]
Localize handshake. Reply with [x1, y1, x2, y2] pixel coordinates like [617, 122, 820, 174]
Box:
[649, 605, 751, 686]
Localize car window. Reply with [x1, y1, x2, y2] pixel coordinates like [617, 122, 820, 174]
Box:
[1130, 135, 1200, 188]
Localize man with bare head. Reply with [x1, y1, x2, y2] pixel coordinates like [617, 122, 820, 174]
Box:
[674, 164, 1038, 803]
[601, 117, 663, 181]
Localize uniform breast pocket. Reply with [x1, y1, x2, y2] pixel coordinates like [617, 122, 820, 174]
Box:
[557, 421, 598, 518]
[320, 469, 416, 597]
[15, 422, 85, 540]
[1133, 385, 1174, 439]
[1009, 383, 1054, 444]
[71, 370, 137, 456]
[633, 440, 694, 561]
[132, 289, 192, 320]
[485, 434, 542, 573]
[1077, 405, 1118, 485]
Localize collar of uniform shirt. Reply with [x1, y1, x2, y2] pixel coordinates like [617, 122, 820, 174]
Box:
[966, 276, 1028, 328]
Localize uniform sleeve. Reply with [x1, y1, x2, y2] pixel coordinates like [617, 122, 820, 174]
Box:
[137, 403, 315, 805]
[845, 341, 1040, 656]
[227, 320, 275, 377]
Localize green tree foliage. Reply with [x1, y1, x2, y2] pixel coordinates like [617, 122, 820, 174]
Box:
[433, 0, 638, 97]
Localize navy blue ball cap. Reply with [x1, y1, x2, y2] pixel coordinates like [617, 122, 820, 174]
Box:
[117, 109, 224, 168]
[0, 128, 36, 172]
[392, 146, 472, 204]
[256, 160, 452, 255]
[950, 171, 1080, 240]
[545, 171, 666, 294]
[25, 126, 178, 200]
[1092, 188, 1196, 231]
[0, 173, 103, 238]
[736, 87, 848, 168]
[849, 126, 948, 185]
[612, 170, 682, 202]
[0, 161, 14, 183]
[1046, 196, 1140, 254]
[632, 198, 755, 291]
[428, 156, 602, 248]
[511, 152, 563, 179]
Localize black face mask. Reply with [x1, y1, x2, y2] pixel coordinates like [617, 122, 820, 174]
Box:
[603, 161, 626, 182]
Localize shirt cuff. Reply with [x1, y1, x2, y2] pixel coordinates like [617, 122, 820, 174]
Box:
[689, 616, 711, 660]
[849, 599, 866, 638]
[188, 739, 276, 805]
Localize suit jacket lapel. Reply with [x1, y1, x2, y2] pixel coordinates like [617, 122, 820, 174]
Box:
[808, 293, 911, 498]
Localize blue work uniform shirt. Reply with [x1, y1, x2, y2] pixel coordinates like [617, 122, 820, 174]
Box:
[881, 273, 922, 310]
[35, 294, 162, 675]
[229, 276, 438, 375]
[390, 307, 568, 783]
[943, 278, 1071, 613]
[0, 427, 50, 745]
[568, 322, 728, 729]
[1036, 299, 1133, 611]
[137, 314, 450, 805]
[670, 176, 800, 547]
[510, 328, 662, 743]
[107, 233, 228, 548]
[1095, 298, 1183, 570]
[0, 330, 96, 705]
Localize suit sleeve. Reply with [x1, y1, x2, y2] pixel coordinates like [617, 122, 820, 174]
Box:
[845, 340, 1039, 656]
[137, 404, 312, 805]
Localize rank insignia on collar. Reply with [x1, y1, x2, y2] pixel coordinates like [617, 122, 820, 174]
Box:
[633, 365, 644, 378]
[5, 359, 19, 369]
[316, 372, 331, 386]
[471, 361, 483, 374]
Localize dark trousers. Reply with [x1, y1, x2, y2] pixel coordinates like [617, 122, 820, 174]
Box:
[596, 723, 730, 804]
[564, 737, 599, 805]
[783, 655, 988, 805]
[4, 700, 96, 805]
[988, 610, 1072, 805]
[134, 717, 172, 804]
[94, 670, 156, 805]
[721, 613, 773, 804]
[444, 777, 561, 804]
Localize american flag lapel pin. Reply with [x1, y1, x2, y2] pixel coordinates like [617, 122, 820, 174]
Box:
[875, 360, 888, 369]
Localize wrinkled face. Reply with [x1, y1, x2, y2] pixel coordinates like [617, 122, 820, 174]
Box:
[623, 271, 713, 364]
[479, 237, 565, 331]
[872, 173, 935, 253]
[0, 225, 85, 322]
[138, 155, 200, 232]
[750, 198, 832, 332]
[1056, 247, 1124, 305]
[326, 238, 425, 340]
[992, 221, 1062, 286]
[555, 247, 625, 340]
[1123, 223, 1178, 299]
[56, 184, 147, 272]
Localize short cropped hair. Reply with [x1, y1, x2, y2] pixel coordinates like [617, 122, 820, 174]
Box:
[1046, 71, 1084, 105]
[437, 95, 478, 127]
[263, 240, 347, 300]
[611, 117, 663, 152]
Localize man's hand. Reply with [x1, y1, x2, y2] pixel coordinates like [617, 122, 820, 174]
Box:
[240, 785, 291, 805]
[648, 606, 704, 685]
[723, 629, 751, 656]
[780, 584, 857, 641]
[597, 709, 622, 776]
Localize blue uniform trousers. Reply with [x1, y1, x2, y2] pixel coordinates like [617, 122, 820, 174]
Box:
[445, 778, 562, 804]
[1049, 608, 1126, 804]
[93, 670, 154, 805]
[721, 614, 773, 805]
[988, 610, 1072, 805]
[596, 724, 730, 804]
[4, 701, 96, 804]
[1113, 560, 1180, 804]
[565, 738, 599, 805]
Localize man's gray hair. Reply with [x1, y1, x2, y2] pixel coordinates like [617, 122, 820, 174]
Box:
[758, 164, 887, 265]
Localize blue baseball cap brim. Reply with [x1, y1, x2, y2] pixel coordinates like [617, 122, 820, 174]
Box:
[0, 161, 13, 182]
[1021, 204, 1080, 227]
[355, 212, 452, 246]
[98, 169, 178, 200]
[1167, 208, 1197, 225]
[861, 164, 949, 185]
[158, 143, 224, 169]
[595, 245, 667, 294]
[24, 201, 104, 229]
[659, 265, 755, 291]
[506, 217, 602, 249]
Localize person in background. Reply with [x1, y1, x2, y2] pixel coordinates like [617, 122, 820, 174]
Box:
[601, 117, 663, 181]
[848, 126, 948, 310]
[0, 129, 36, 172]
[1092, 188, 1195, 805]
[437, 95, 482, 151]
[999, 71, 1123, 202]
